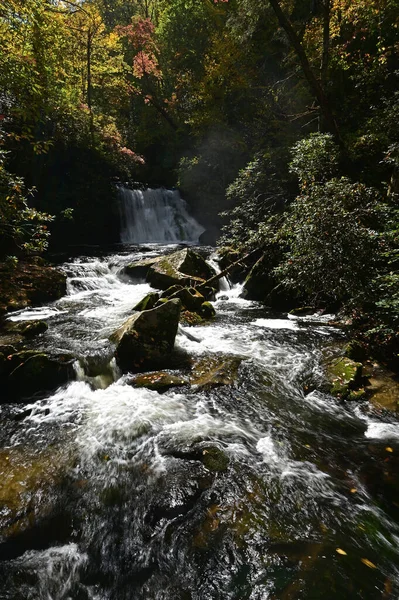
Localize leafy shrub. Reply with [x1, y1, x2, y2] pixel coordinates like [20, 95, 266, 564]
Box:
[0, 142, 53, 258]
[289, 133, 340, 185]
[274, 177, 383, 305]
[219, 153, 290, 250]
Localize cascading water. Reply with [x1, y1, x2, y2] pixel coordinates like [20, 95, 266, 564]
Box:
[1, 245, 399, 600]
[118, 187, 205, 244]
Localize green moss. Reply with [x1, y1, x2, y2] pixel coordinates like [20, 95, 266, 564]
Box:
[201, 446, 229, 472]
[327, 357, 363, 399]
[200, 301, 216, 319]
[133, 292, 159, 311]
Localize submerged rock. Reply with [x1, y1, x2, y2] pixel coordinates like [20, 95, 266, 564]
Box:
[112, 299, 181, 373]
[364, 363, 399, 412]
[128, 371, 188, 392]
[190, 355, 242, 391]
[4, 320, 48, 338]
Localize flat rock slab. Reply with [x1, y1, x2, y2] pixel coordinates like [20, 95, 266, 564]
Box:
[128, 371, 188, 392]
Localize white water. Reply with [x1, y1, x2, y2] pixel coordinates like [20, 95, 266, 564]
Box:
[119, 187, 205, 244]
[2, 246, 399, 599]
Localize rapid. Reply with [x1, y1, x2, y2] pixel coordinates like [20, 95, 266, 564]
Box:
[0, 244, 399, 600]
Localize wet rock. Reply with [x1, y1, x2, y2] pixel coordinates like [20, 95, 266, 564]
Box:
[190, 356, 242, 390]
[160, 284, 184, 298]
[132, 292, 160, 312]
[218, 246, 245, 284]
[4, 320, 48, 338]
[199, 301, 216, 319]
[243, 254, 295, 309]
[201, 446, 229, 472]
[289, 307, 315, 316]
[123, 256, 159, 280]
[6, 351, 75, 401]
[364, 364, 399, 412]
[0, 259, 66, 316]
[112, 299, 182, 373]
[180, 310, 205, 326]
[326, 357, 363, 399]
[146, 248, 215, 291]
[163, 286, 205, 312]
[0, 446, 74, 553]
[128, 371, 188, 392]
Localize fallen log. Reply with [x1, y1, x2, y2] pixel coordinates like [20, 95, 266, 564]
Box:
[197, 249, 258, 290]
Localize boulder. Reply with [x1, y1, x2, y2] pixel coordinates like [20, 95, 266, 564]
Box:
[146, 248, 216, 291]
[199, 301, 216, 319]
[112, 299, 182, 373]
[123, 256, 160, 280]
[6, 351, 75, 401]
[128, 371, 188, 392]
[132, 292, 160, 312]
[0, 445, 74, 550]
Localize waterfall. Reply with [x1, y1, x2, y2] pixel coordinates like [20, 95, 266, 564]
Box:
[118, 187, 205, 244]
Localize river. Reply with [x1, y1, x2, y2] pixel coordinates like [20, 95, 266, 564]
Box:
[0, 244, 398, 600]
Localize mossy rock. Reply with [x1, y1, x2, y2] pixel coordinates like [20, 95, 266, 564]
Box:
[201, 446, 229, 472]
[7, 352, 75, 401]
[200, 301, 216, 319]
[326, 357, 363, 399]
[160, 284, 184, 298]
[112, 299, 182, 373]
[132, 292, 160, 312]
[146, 248, 216, 291]
[4, 320, 48, 338]
[0, 445, 74, 543]
[129, 371, 188, 392]
[180, 310, 205, 326]
[190, 356, 242, 390]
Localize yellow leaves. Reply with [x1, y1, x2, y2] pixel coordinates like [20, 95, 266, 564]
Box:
[336, 549, 378, 570]
[350, 488, 357, 493]
[385, 447, 393, 453]
[361, 558, 377, 569]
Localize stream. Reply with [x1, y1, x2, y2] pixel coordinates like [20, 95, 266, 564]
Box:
[1, 244, 399, 600]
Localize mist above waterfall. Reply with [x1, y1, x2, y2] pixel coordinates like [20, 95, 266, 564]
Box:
[118, 187, 205, 244]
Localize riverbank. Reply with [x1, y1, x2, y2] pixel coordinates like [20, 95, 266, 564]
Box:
[0, 257, 67, 316]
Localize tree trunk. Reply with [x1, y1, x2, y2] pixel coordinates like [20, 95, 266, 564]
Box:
[87, 29, 95, 146]
[267, 0, 341, 144]
[321, 0, 330, 87]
